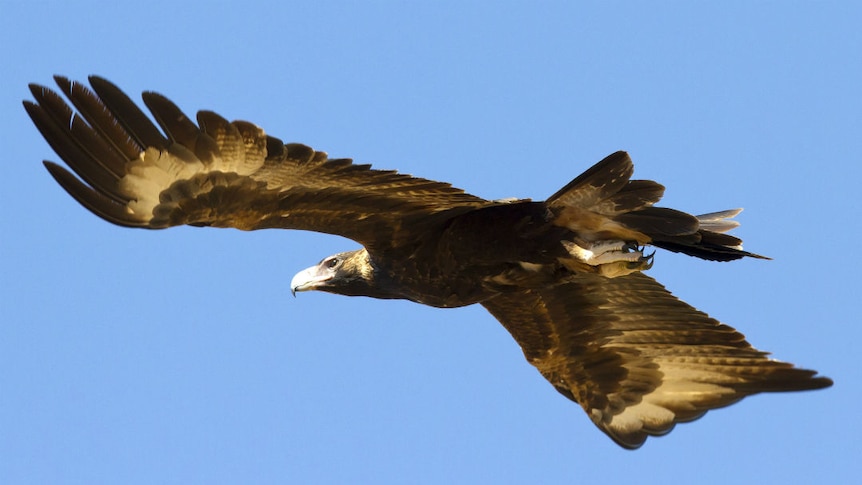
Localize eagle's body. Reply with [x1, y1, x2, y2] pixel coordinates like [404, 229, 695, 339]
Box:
[315, 201, 573, 307]
[26, 76, 832, 449]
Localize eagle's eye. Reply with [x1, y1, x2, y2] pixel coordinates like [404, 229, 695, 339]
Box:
[325, 257, 340, 269]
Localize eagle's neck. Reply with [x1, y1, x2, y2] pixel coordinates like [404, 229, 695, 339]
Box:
[325, 249, 407, 301]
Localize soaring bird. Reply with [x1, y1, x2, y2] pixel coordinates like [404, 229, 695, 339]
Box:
[25, 76, 832, 449]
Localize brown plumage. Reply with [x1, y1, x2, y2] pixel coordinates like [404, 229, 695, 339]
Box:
[26, 76, 832, 449]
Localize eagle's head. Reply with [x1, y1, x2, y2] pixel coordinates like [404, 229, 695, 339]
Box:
[291, 248, 393, 298]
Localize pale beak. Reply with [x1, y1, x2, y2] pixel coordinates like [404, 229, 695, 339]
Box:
[290, 264, 331, 296]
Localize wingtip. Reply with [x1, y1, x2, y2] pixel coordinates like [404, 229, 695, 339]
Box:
[42, 160, 148, 228]
[27, 83, 44, 97]
[810, 375, 834, 390]
[86, 74, 116, 92]
[52, 74, 71, 90]
[27, 82, 55, 102]
[21, 98, 38, 115]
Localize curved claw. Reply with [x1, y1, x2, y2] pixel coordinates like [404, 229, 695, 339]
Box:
[622, 242, 639, 252]
[638, 251, 656, 271]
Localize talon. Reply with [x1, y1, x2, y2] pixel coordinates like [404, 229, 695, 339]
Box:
[563, 240, 647, 265]
[595, 249, 655, 278]
[638, 251, 655, 271]
[622, 242, 639, 253]
[562, 240, 656, 277]
[624, 251, 654, 271]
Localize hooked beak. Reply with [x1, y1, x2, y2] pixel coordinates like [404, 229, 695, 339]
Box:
[290, 264, 332, 296]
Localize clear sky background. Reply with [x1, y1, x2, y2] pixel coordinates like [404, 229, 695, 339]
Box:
[1, 2, 858, 484]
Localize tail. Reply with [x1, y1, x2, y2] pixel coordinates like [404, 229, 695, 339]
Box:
[546, 151, 768, 262]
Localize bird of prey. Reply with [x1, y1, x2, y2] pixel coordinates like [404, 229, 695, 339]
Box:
[25, 76, 832, 449]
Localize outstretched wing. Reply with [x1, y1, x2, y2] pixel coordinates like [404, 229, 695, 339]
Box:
[481, 272, 832, 449]
[25, 76, 491, 250]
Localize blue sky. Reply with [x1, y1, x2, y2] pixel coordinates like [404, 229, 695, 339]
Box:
[2, 2, 858, 483]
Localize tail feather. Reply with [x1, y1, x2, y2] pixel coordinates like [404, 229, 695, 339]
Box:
[696, 209, 742, 233]
[650, 209, 770, 261]
[614, 207, 699, 237]
[547, 151, 767, 262]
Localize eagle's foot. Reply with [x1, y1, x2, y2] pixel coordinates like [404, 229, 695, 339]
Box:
[562, 240, 654, 278]
[563, 240, 643, 265]
[598, 250, 654, 278]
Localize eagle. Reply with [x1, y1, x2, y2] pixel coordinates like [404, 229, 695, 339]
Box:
[25, 76, 832, 449]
